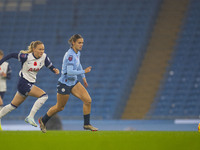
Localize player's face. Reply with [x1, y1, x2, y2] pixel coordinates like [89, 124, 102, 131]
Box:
[33, 44, 45, 58]
[0, 55, 3, 60]
[73, 38, 84, 51]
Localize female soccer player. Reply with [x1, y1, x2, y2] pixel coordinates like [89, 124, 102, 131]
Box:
[38, 34, 98, 133]
[0, 50, 11, 130]
[0, 41, 59, 128]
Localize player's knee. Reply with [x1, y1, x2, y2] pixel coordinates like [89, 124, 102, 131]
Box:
[58, 107, 65, 112]
[84, 98, 92, 105]
[56, 106, 65, 112]
[39, 93, 48, 104]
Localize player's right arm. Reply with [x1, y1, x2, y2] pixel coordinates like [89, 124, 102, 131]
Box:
[0, 53, 28, 65]
[0, 53, 18, 65]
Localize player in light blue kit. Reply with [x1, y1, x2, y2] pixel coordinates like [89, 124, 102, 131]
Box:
[0, 41, 59, 129]
[39, 34, 98, 133]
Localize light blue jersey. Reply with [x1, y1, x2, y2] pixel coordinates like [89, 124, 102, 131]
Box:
[58, 48, 85, 86]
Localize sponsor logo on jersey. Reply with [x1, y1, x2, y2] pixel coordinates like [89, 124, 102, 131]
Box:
[28, 68, 40, 72]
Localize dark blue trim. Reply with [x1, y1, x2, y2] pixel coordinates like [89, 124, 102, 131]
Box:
[32, 53, 39, 59]
[49, 65, 55, 73]
[39, 93, 48, 98]
[45, 56, 51, 67]
[11, 103, 18, 108]
[45, 56, 56, 73]
[6, 65, 11, 79]
[0, 53, 18, 65]
[0, 92, 5, 99]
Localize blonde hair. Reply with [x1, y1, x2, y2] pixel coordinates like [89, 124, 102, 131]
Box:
[68, 34, 83, 47]
[0, 50, 4, 56]
[20, 41, 43, 54]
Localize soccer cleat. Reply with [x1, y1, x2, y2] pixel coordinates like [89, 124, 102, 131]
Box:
[38, 117, 46, 133]
[25, 117, 37, 127]
[83, 124, 98, 131]
[198, 123, 200, 133]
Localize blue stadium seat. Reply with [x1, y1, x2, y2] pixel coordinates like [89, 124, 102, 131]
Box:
[1, 0, 162, 119]
[148, 0, 200, 119]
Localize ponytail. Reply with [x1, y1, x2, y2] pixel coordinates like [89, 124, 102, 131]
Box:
[20, 41, 43, 54]
[68, 34, 83, 47]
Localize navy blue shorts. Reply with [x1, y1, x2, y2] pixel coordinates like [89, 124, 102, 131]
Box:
[17, 77, 34, 97]
[0, 92, 5, 99]
[57, 81, 79, 95]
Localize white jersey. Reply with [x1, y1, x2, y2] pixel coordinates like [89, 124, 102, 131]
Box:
[18, 53, 47, 83]
[0, 62, 9, 91]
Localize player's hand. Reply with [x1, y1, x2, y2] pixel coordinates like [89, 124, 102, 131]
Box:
[83, 77, 88, 88]
[0, 72, 6, 77]
[84, 66, 92, 73]
[53, 68, 60, 75]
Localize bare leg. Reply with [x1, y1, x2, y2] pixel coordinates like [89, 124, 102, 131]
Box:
[71, 82, 98, 131]
[38, 93, 69, 132]
[47, 93, 69, 117]
[0, 96, 3, 106]
[71, 82, 92, 115]
[0, 92, 26, 119]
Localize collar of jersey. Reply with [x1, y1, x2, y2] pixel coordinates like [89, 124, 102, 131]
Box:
[71, 48, 78, 54]
[32, 53, 40, 59]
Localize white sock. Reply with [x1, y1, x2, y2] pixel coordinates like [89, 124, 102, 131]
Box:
[0, 104, 17, 119]
[27, 94, 48, 118]
[0, 106, 2, 124]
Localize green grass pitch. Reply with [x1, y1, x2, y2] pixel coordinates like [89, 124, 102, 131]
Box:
[0, 131, 199, 150]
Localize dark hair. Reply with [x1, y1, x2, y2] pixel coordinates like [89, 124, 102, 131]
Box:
[68, 34, 83, 47]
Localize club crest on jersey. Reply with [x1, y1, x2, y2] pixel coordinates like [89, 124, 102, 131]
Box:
[21, 54, 26, 58]
[68, 55, 73, 61]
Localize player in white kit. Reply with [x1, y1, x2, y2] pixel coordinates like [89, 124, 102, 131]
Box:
[0, 41, 59, 129]
[0, 50, 11, 130]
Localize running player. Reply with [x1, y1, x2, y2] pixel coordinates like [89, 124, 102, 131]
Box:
[0, 41, 59, 128]
[38, 34, 98, 133]
[0, 50, 11, 130]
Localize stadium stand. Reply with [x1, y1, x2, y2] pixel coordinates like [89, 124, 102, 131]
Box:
[122, 0, 190, 119]
[0, 0, 162, 119]
[148, 0, 200, 119]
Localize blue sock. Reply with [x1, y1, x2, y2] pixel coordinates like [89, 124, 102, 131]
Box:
[42, 113, 51, 125]
[84, 114, 90, 125]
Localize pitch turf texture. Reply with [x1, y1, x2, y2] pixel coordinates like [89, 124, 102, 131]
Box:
[0, 131, 199, 150]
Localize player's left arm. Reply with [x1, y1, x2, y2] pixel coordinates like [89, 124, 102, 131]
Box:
[45, 56, 59, 75]
[78, 64, 86, 78]
[78, 64, 89, 88]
